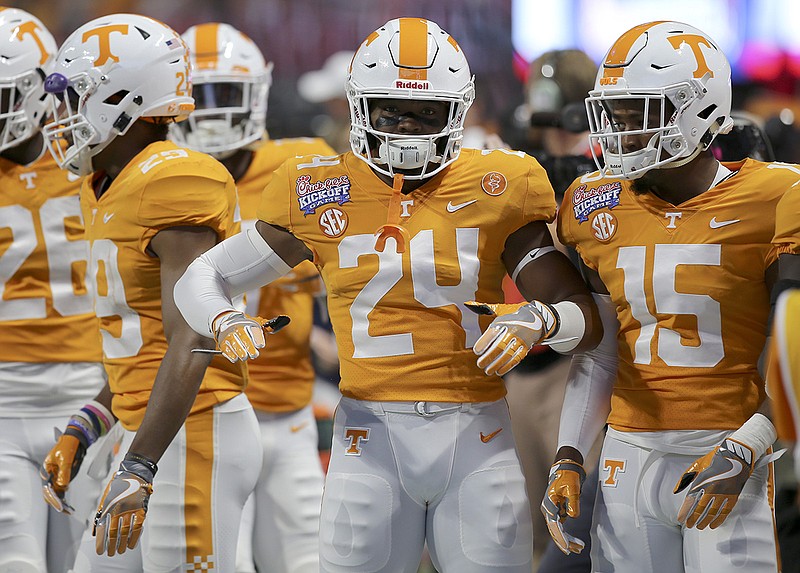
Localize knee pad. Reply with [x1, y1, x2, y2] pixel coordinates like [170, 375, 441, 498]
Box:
[458, 465, 533, 567]
[319, 472, 393, 572]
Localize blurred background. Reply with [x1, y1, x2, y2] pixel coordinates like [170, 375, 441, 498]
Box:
[12, 0, 800, 162]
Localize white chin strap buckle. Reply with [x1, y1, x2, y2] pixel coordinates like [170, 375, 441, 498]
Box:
[379, 138, 439, 170]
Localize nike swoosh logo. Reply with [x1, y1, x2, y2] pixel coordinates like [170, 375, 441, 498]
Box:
[446, 199, 477, 213]
[290, 422, 309, 433]
[500, 318, 543, 332]
[692, 458, 744, 489]
[709, 217, 740, 229]
[104, 478, 141, 510]
[480, 428, 503, 443]
[103, 213, 114, 224]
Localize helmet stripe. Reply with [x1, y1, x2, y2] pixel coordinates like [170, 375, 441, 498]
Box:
[194, 23, 219, 70]
[602, 21, 664, 79]
[398, 18, 427, 80]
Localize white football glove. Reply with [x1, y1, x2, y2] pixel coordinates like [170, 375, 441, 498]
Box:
[213, 311, 290, 363]
[465, 301, 557, 376]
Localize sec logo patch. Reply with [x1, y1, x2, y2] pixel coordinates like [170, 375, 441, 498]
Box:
[318, 207, 348, 238]
[481, 171, 507, 196]
[591, 211, 617, 242]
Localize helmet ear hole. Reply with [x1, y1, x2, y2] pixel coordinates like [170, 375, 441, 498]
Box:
[103, 90, 129, 106]
[697, 104, 717, 121]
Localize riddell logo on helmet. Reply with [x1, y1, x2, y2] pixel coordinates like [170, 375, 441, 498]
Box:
[395, 80, 430, 89]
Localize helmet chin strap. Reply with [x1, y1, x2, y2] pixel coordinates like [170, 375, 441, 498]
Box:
[378, 138, 441, 170]
[67, 146, 94, 177]
[661, 144, 703, 170]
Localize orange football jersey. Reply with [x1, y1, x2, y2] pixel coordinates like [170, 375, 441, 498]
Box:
[559, 159, 796, 432]
[80, 141, 244, 430]
[257, 148, 556, 402]
[0, 151, 101, 363]
[238, 138, 333, 412]
[767, 290, 800, 442]
[774, 182, 800, 255]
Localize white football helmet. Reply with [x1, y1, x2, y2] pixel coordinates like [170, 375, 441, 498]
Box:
[42, 14, 194, 176]
[169, 22, 272, 158]
[0, 8, 57, 152]
[347, 18, 475, 180]
[586, 21, 734, 179]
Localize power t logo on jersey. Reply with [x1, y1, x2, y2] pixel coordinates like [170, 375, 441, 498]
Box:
[572, 181, 622, 222]
[295, 174, 351, 215]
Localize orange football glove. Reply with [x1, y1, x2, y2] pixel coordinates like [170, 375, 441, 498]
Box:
[465, 300, 557, 376]
[94, 453, 157, 556]
[674, 437, 755, 529]
[213, 311, 290, 363]
[540, 459, 587, 555]
[40, 431, 84, 514]
[41, 402, 114, 514]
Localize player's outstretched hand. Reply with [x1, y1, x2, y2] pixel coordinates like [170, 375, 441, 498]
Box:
[465, 300, 556, 376]
[213, 311, 290, 363]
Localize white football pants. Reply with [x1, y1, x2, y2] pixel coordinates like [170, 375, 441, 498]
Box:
[71, 393, 262, 573]
[235, 404, 324, 573]
[591, 432, 779, 572]
[320, 397, 533, 573]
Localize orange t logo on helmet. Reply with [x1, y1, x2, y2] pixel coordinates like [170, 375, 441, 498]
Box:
[667, 35, 714, 78]
[82, 24, 129, 66]
[15, 21, 49, 65]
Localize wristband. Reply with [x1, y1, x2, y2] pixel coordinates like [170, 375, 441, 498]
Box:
[727, 413, 776, 463]
[546, 300, 586, 353]
[120, 452, 158, 483]
[66, 400, 115, 447]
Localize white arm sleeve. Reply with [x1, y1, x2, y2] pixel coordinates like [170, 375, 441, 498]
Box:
[556, 293, 619, 459]
[174, 227, 293, 337]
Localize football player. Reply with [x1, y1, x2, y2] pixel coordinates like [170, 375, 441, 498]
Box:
[39, 14, 270, 571]
[170, 22, 334, 573]
[542, 21, 791, 572]
[0, 8, 109, 573]
[174, 17, 602, 572]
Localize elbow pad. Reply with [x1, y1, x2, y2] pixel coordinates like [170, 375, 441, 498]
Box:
[174, 227, 292, 337]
